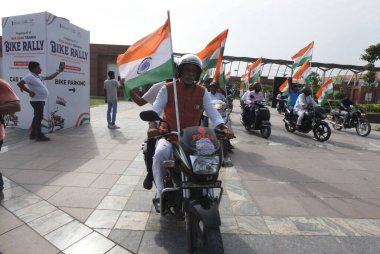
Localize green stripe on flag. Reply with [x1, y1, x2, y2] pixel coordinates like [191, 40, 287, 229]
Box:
[123, 59, 173, 101]
[292, 56, 312, 70]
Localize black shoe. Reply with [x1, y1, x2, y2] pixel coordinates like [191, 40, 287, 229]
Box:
[29, 135, 36, 140]
[36, 136, 51, 142]
[152, 198, 160, 213]
[143, 173, 153, 190]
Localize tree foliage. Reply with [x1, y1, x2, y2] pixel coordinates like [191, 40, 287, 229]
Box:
[361, 43, 380, 87]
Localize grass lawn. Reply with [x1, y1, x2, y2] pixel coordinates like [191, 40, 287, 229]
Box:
[90, 97, 106, 107]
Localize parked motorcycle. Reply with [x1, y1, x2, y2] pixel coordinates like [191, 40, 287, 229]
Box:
[241, 101, 271, 138]
[140, 110, 226, 254]
[283, 106, 331, 142]
[276, 98, 288, 114]
[330, 106, 371, 137]
[48, 109, 64, 133]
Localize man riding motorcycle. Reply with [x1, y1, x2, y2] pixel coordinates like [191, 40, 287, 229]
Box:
[294, 87, 318, 128]
[203, 81, 226, 127]
[149, 54, 234, 210]
[339, 95, 356, 128]
[243, 82, 264, 128]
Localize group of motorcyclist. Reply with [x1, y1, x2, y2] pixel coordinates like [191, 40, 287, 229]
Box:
[129, 53, 358, 210]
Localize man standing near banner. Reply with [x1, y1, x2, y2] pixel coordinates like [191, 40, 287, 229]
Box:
[104, 71, 122, 129]
[17, 61, 64, 141]
[149, 54, 234, 210]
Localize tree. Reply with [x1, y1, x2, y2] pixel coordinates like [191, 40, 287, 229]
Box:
[361, 43, 380, 87]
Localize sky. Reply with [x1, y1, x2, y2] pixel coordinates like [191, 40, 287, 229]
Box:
[1, 0, 380, 71]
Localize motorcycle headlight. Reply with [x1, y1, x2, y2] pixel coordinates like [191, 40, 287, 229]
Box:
[190, 155, 219, 175]
[214, 103, 223, 110]
[321, 114, 326, 119]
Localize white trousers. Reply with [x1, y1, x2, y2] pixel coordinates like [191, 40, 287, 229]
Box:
[152, 139, 173, 198]
[296, 109, 306, 125]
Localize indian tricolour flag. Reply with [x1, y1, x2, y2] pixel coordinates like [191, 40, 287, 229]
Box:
[117, 18, 173, 100]
[292, 41, 314, 70]
[248, 57, 262, 84]
[316, 78, 334, 105]
[293, 60, 311, 82]
[279, 79, 289, 94]
[240, 72, 249, 95]
[56, 96, 66, 107]
[197, 29, 228, 79]
[225, 71, 231, 82]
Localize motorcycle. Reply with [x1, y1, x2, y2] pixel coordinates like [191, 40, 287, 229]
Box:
[283, 106, 331, 142]
[225, 87, 235, 111]
[211, 99, 233, 160]
[140, 110, 226, 254]
[241, 101, 271, 138]
[276, 98, 288, 114]
[48, 109, 64, 133]
[330, 106, 371, 137]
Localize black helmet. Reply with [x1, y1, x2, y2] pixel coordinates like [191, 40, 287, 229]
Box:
[177, 54, 203, 81]
[303, 87, 312, 96]
[253, 82, 262, 90]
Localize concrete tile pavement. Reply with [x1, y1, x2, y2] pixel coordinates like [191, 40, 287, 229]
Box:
[1, 101, 380, 253]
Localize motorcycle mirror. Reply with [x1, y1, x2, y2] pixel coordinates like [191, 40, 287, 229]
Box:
[139, 110, 162, 122]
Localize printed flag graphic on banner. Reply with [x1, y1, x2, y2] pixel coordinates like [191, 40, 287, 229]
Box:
[293, 60, 311, 82]
[292, 41, 314, 70]
[56, 96, 67, 107]
[248, 57, 262, 84]
[117, 18, 173, 101]
[197, 29, 228, 80]
[316, 78, 334, 105]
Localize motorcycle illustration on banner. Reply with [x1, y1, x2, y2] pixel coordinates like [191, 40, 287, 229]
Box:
[42, 96, 66, 133]
[3, 114, 19, 127]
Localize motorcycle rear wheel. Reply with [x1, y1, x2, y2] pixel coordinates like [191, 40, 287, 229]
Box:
[188, 212, 224, 254]
[313, 122, 331, 142]
[356, 120, 371, 137]
[261, 126, 271, 139]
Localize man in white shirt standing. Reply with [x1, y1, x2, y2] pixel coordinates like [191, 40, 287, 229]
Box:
[104, 71, 122, 129]
[17, 61, 64, 141]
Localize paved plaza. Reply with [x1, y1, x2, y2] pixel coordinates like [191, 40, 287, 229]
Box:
[1, 101, 380, 253]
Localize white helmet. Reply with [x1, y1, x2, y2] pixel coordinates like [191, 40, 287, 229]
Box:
[178, 54, 203, 81]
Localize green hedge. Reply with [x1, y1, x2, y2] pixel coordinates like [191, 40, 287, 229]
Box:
[357, 104, 380, 113]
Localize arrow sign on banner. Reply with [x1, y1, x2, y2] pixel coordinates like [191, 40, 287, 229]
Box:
[69, 87, 76, 93]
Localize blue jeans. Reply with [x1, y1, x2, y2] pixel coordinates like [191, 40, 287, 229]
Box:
[107, 101, 118, 125]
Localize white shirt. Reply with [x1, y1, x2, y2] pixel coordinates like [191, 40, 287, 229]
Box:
[142, 81, 166, 105]
[294, 94, 318, 112]
[245, 91, 264, 105]
[152, 85, 224, 128]
[209, 91, 226, 102]
[241, 91, 250, 102]
[104, 79, 121, 102]
[22, 73, 47, 101]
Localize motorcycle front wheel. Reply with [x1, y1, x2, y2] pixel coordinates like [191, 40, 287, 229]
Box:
[188, 212, 224, 254]
[49, 121, 55, 133]
[332, 115, 343, 130]
[285, 122, 296, 133]
[260, 126, 271, 139]
[356, 120, 371, 137]
[313, 122, 331, 142]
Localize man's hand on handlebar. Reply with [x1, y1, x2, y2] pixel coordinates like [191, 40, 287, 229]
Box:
[147, 122, 160, 138]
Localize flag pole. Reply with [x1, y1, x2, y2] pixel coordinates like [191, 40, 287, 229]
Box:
[167, 11, 181, 135]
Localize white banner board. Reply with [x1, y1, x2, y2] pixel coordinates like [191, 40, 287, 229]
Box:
[2, 12, 90, 132]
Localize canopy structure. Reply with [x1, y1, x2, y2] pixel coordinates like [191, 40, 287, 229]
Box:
[174, 53, 380, 86]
